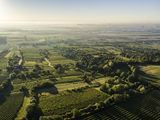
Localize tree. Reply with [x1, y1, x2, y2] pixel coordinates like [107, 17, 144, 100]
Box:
[127, 74, 135, 82]
[100, 83, 107, 92]
[120, 72, 125, 78]
[19, 73, 26, 80]
[54, 64, 65, 74]
[26, 103, 36, 119]
[9, 72, 16, 80]
[116, 69, 121, 75]
[137, 85, 146, 94]
[20, 86, 29, 96]
[81, 73, 91, 83]
[72, 108, 80, 119]
[111, 84, 125, 94]
[113, 94, 129, 103]
[33, 64, 42, 72]
[39, 115, 63, 120]
[105, 78, 114, 84]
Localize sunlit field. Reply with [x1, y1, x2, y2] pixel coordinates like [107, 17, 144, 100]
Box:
[0, 23, 160, 120]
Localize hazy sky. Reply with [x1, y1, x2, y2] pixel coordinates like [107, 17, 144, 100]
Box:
[0, 0, 160, 23]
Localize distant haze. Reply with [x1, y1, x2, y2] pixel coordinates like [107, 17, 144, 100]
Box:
[0, 0, 160, 24]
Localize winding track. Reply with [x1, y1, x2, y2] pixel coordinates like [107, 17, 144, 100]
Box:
[44, 58, 53, 68]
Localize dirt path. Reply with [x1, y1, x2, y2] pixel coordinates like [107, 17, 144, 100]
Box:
[44, 58, 53, 68]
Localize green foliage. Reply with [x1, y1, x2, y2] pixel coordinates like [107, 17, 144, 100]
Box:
[40, 115, 63, 120]
[31, 82, 57, 95]
[54, 64, 65, 74]
[111, 84, 126, 94]
[72, 108, 80, 119]
[0, 79, 10, 92]
[137, 85, 146, 94]
[39, 49, 50, 58]
[39, 88, 108, 115]
[100, 67, 144, 96]
[112, 94, 129, 103]
[81, 72, 93, 83]
[100, 84, 107, 92]
[105, 78, 114, 84]
[120, 46, 160, 63]
[83, 90, 160, 120]
[1, 25, 160, 120]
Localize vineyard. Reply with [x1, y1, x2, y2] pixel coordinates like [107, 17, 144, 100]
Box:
[0, 24, 160, 120]
[0, 93, 24, 120]
[83, 90, 160, 120]
[39, 88, 109, 115]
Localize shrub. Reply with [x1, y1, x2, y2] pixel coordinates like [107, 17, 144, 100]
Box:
[26, 103, 36, 119]
[72, 108, 80, 119]
[85, 104, 96, 112]
[105, 78, 114, 84]
[100, 84, 107, 92]
[113, 94, 129, 103]
[94, 101, 105, 110]
[137, 85, 146, 94]
[111, 84, 125, 94]
[39, 115, 63, 120]
[103, 97, 114, 105]
[120, 72, 125, 78]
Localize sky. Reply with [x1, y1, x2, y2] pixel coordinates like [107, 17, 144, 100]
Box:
[0, 0, 160, 24]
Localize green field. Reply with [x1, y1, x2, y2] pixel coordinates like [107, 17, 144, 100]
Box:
[1, 24, 160, 120]
[56, 75, 82, 83]
[39, 88, 109, 115]
[0, 50, 9, 84]
[15, 97, 31, 120]
[83, 90, 160, 120]
[139, 65, 160, 87]
[49, 50, 76, 65]
[140, 65, 160, 78]
[0, 92, 24, 120]
[22, 47, 41, 62]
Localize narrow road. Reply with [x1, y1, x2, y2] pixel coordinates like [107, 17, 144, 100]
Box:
[44, 58, 53, 68]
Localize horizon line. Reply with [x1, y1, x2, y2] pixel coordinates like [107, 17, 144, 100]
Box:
[0, 20, 160, 25]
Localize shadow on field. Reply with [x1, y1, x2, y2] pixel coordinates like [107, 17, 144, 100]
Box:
[138, 70, 160, 85]
[0, 84, 13, 105]
[37, 85, 58, 95]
